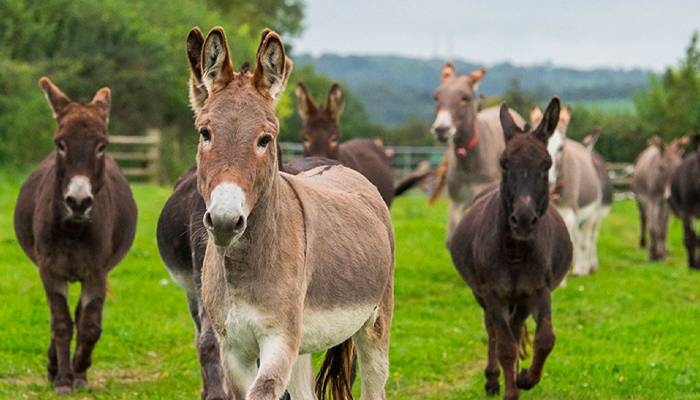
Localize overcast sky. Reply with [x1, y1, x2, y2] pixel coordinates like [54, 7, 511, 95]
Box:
[294, 0, 700, 70]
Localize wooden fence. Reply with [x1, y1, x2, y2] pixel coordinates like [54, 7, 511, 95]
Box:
[115, 137, 634, 192]
[109, 129, 161, 181]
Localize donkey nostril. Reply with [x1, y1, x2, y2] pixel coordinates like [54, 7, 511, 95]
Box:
[233, 215, 245, 232]
[530, 216, 538, 226]
[82, 196, 93, 210]
[509, 214, 518, 226]
[203, 211, 214, 230]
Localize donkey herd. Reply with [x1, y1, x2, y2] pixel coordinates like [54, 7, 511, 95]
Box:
[10, 25, 700, 400]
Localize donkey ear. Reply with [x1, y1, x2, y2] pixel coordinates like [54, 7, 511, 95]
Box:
[187, 27, 207, 113]
[90, 87, 111, 124]
[253, 30, 292, 104]
[38, 77, 72, 119]
[440, 62, 456, 83]
[295, 82, 317, 121]
[467, 67, 487, 90]
[533, 97, 561, 143]
[558, 104, 572, 133]
[202, 27, 234, 94]
[326, 83, 344, 121]
[583, 130, 601, 151]
[529, 105, 543, 128]
[500, 104, 523, 142]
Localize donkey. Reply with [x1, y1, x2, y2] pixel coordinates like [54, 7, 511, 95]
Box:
[13, 78, 137, 394]
[670, 139, 700, 269]
[430, 63, 526, 239]
[632, 136, 688, 260]
[188, 26, 394, 400]
[295, 82, 396, 206]
[158, 28, 345, 399]
[530, 105, 606, 275]
[449, 98, 572, 400]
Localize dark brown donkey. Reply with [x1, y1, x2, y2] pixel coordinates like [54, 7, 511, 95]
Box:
[295, 82, 399, 206]
[670, 138, 700, 269]
[449, 98, 572, 400]
[13, 78, 137, 394]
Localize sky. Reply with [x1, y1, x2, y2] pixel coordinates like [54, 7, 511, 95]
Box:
[294, 0, 700, 70]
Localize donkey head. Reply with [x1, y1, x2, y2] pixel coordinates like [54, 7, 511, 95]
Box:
[39, 77, 111, 223]
[431, 63, 486, 143]
[295, 82, 344, 158]
[650, 135, 689, 193]
[500, 98, 560, 240]
[189, 27, 292, 248]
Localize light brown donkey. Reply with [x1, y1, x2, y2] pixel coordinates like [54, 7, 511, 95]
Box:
[632, 135, 688, 260]
[430, 63, 526, 240]
[192, 27, 394, 400]
[13, 78, 137, 394]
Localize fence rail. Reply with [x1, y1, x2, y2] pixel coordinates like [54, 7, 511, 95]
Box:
[109, 129, 161, 181]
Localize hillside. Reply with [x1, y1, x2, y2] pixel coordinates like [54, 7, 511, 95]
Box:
[294, 53, 651, 126]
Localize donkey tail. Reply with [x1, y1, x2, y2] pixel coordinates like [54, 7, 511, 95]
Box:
[315, 339, 355, 400]
[428, 160, 448, 206]
[519, 324, 531, 360]
[395, 163, 433, 197]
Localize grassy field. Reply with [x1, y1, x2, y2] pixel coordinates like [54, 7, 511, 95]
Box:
[1, 172, 699, 399]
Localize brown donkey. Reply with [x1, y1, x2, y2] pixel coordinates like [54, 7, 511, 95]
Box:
[295, 82, 397, 206]
[13, 78, 137, 394]
[188, 27, 394, 400]
[632, 135, 688, 260]
[670, 138, 700, 269]
[449, 98, 572, 400]
[430, 63, 526, 240]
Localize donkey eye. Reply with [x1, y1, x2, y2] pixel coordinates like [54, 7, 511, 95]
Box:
[257, 134, 273, 150]
[199, 127, 211, 143]
[55, 140, 67, 155]
[462, 94, 472, 102]
[96, 143, 107, 156]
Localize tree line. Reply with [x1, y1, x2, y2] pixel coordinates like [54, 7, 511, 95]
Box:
[1, 1, 697, 180]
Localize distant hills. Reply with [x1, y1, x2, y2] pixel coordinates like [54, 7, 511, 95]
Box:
[294, 53, 652, 126]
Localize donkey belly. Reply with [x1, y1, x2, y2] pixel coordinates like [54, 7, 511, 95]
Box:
[299, 304, 377, 354]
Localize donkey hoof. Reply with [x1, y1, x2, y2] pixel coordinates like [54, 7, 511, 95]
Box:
[73, 377, 88, 389]
[516, 369, 537, 390]
[55, 384, 73, 395]
[485, 380, 500, 396]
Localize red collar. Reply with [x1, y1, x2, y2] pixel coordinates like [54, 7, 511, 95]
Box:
[456, 127, 479, 157]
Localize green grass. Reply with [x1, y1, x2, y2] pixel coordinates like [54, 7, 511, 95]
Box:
[1, 172, 699, 399]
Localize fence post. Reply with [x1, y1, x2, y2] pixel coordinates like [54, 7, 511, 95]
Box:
[146, 128, 161, 183]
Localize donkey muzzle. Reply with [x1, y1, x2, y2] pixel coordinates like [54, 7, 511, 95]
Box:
[64, 175, 93, 220]
[204, 183, 248, 247]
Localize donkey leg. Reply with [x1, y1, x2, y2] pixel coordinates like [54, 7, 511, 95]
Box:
[197, 305, 230, 400]
[72, 275, 107, 389]
[657, 202, 671, 260]
[491, 312, 519, 400]
[517, 291, 555, 390]
[354, 310, 390, 400]
[647, 202, 662, 261]
[636, 199, 647, 248]
[483, 313, 500, 396]
[41, 273, 74, 393]
[683, 218, 699, 269]
[221, 348, 258, 400]
[247, 336, 298, 400]
[286, 353, 315, 400]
